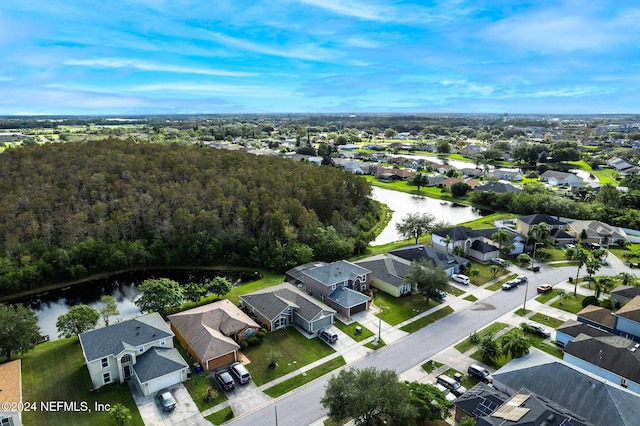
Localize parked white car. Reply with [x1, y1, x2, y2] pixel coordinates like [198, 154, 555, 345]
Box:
[451, 274, 470, 285]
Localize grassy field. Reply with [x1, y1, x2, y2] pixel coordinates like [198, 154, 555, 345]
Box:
[468, 260, 509, 286]
[527, 334, 564, 359]
[446, 284, 466, 297]
[400, 306, 454, 333]
[205, 407, 234, 425]
[550, 261, 578, 268]
[21, 338, 144, 426]
[535, 288, 560, 304]
[530, 313, 564, 329]
[263, 356, 346, 398]
[459, 213, 519, 230]
[463, 294, 478, 302]
[373, 291, 440, 325]
[566, 161, 619, 185]
[243, 328, 335, 386]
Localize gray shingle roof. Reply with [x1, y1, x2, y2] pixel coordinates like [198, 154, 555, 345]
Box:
[355, 257, 411, 289]
[474, 182, 522, 193]
[327, 286, 370, 308]
[79, 313, 173, 362]
[241, 283, 335, 323]
[303, 260, 370, 287]
[518, 214, 566, 226]
[492, 350, 640, 426]
[612, 285, 640, 300]
[470, 239, 500, 254]
[389, 244, 470, 270]
[133, 347, 188, 383]
[556, 319, 612, 340]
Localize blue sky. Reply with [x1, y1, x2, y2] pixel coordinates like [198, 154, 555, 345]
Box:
[1, 0, 638, 115]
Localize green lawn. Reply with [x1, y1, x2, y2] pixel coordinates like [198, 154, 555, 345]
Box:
[365, 338, 386, 350]
[21, 338, 144, 426]
[263, 356, 346, 398]
[373, 291, 440, 326]
[543, 248, 571, 262]
[514, 308, 532, 317]
[443, 367, 479, 390]
[530, 313, 564, 329]
[400, 306, 454, 333]
[566, 161, 619, 185]
[609, 243, 640, 263]
[550, 261, 578, 268]
[454, 322, 509, 354]
[333, 321, 374, 342]
[364, 176, 461, 203]
[527, 334, 564, 359]
[468, 261, 509, 286]
[463, 294, 478, 302]
[224, 271, 286, 304]
[243, 328, 335, 385]
[459, 213, 519, 230]
[446, 284, 466, 297]
[550, 293, 586, 314]
[206, 407, 234, 425]
[486, 273, 517, 291]
[535, 289, 560, 304]
[421, 360, 443, 374]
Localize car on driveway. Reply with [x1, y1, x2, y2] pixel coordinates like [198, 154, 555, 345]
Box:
[434, 383, 457, 402]
[230, 362, 251, 385]
[452, 274, 470, 285]
[529, 324, 551, 338]
[502, 279, 518, 290]
[436, 374, 467, 397]
[158, 391, 177, 411]
[215, 370, 236, 391]
[491, 257, 507, 267]
[537, 284, 553, 293]
[318, 328, 338, 343]
[429, 289, 447, 301]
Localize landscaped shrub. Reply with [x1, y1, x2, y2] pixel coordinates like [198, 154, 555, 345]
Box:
[582, 296, 600, 308]
[469, 331, 480, 345]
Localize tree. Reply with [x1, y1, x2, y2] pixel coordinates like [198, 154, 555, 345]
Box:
[516, 253, 532, 268]
[585, 257, 602, 284]
[622, 251, 637, 266]
[491, 229, 511, 254]
[99, 295, 119, 326]
[409, 173, 429, 192]
[56, 304, 100, 338]
[396, 213, 446, 244]
[109, 403, 132, 426]
[404, 260, 449, 303]
[460, 416, 478, 426]
[384, 128, 397, 139]
[535, 247, 551, 263]
[468, 267, 480, 284]
[406, 381, 451, 421]
[596, 276, 615, 298]
[0, 304, 41, 361]
[443, 235, 453, 254]
[451, 182, 471, 197]
[529, 222, 550, 243]
[183, 282, 207, 303]
[617, 272, 637, 287]
[479, 332, 501, 362]
[207, 276, 233, 299]
[436, 140, 450, 153]
[501, 329, 531, 358]
[135, 278, 184, 314]
[568, 248, 590, 295]
[321, 368, 418, 426]
[489, 264, 500, 278]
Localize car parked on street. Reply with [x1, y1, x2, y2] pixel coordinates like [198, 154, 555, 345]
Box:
[502, 279, 519, 290]
[536, 284, 553, 293]
[514, 276, 528, 284]
[215, 370, 236, 391]
[230, 362, 251, 385]
[452, 274, 470, 285]
[158, 391, 177, 411]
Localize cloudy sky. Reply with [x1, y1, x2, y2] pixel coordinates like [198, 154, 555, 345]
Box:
[1, 0, 638, 115]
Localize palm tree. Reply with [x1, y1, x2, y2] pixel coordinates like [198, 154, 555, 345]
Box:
[585, 257, 602, 286]
[491, 228, 511, 255]
[501, 329, 531, 358]
[469, 267, 480, 284]
[617, 272, 637, 287]
[489, 265, 500, 278]
[622, 251, 637, 266]
[596, 276, 615, 298]
[569, 248, 590, 295]
[443, 234, 453, 254]
[479, 333, 502, 362]
[529, 222, 550, 244]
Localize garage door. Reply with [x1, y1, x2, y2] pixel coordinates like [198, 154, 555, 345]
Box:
[350, 303, 367, 315]
[146, 370, 184, 395]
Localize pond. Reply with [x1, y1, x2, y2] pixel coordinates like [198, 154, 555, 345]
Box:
[10, 269, 260, 342]
[370, 186, 490, 246]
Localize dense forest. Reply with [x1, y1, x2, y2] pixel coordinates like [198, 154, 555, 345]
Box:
[0, 139, 380, 295]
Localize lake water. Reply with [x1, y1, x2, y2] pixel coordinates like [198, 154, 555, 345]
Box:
[370, 186, 489, 245]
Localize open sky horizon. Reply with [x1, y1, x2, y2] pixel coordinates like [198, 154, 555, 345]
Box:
[1, 1, 639, 115]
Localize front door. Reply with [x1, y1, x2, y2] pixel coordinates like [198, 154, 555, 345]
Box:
[123, 365, 132, 380]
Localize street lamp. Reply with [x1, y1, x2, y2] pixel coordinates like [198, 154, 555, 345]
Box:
[377, 305, 390, 345]
[524, 242, 544, 312]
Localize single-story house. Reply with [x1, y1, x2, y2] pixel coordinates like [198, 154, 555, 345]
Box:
[240, 283, 336, 333]
[473, 182, 522, 194]
[460, 167, 484, 178]
[549, 228, 576, 246]
[168, 300, 260, 371]
[555, 319, 612, 348]
[388, 244, 470, 276]
[302, 260, 372, 318]
[488, 169, 522, 181]
[355, 256, 412, 297]
[432, 226, 525, 260]
[79, 313, 189, 396]
[540, 170, 585, 187]
[576, 304, 617, 334]
[611, 285, 640, 306]
[0, 360, 22, 426]
[566, 220, 628, 246]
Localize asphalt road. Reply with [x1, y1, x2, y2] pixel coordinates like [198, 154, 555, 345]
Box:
[228, 262, 633, 426]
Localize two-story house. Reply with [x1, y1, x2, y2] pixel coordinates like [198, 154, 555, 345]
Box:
[79, 312, 189, 396]
[302, 260, 371, 318]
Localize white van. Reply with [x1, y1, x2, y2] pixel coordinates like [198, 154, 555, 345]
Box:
[229, 362, 251, 385]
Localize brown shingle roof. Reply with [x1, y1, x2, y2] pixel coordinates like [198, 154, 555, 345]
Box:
[615, 295, 640, 323]
[577, 304, 616, 329]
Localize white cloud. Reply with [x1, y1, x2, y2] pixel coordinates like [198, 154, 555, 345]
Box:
[129, 82, 289, 98]
[64, 58, 256, 77]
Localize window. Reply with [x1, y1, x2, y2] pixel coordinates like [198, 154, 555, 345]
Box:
[331, 284, 336, 290]
[621, 378, 628, 388]
[121, 354, 132, 364]
[160, 339, 166, 346]
[103, 372, 111, 384]
[101, 357, 109, 368]
[361, 284, 367, 291]
[138, 346, 144, 353]
[1, 417, 14, 426]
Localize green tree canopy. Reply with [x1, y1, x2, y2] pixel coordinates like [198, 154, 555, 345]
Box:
[0, 304, 41, 361]
[321, 368, 417, 426]
[207, 277, 233, 299]
[396, 213, 447, 244]
[404, 260, 449, 302]
[99, 295, 119, 326]
[56, 304, 100, 338]
[406, 381, 451, 421]
[135, 278, 184, 314]
[501, 328, 531, 358]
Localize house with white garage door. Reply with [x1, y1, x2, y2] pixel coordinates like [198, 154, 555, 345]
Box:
[79, 312, 189, 396]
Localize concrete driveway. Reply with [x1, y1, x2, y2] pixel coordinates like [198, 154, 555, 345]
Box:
[130, 382, 210, 426]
